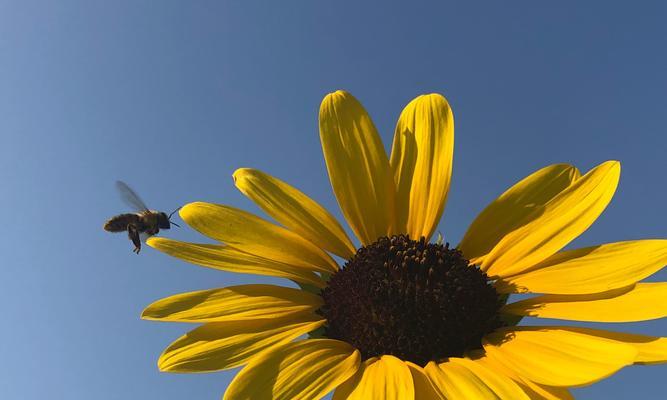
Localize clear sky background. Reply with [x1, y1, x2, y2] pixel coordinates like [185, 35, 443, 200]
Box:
[1, 1, 666, 399]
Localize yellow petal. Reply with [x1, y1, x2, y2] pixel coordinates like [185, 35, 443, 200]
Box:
[634, 340, 667, 364]
[233, 168, 356, 258]
[332, 357, 375, 400]
[405, 362, 444, 400]
[459, 163, 580, 266]
[319, 90, 396, 245]
[180, 202, 338, 274]
[502, 283, 667, 322]
[425, 361, 489, 399]
[559, 327, 667, 365]
[476, 354, 573, 400]
[146, 237, 325, 288]
[484, 161, 620, 278]
[449, 358, 530, 399]
[495, 239, 667, 294]
[512, 379, 573, 400]
[483, 326, 637, 387]
[333, 355, 415, 400]
[223, 339, 360, 400]
[390, 94, 454, 241]
[158, 317, 325, 372]
[425, 359, 528, 400]
[141, 284, 322, 323]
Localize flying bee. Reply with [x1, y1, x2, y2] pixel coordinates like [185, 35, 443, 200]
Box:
[104, 181, 180, 254]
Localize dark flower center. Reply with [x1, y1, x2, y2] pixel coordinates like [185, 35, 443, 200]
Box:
[318, 234, 504, 366]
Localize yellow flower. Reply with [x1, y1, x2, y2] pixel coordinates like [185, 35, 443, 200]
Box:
[143, 90, 667, 399]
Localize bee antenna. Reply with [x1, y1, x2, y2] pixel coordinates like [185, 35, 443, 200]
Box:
[168, 206, 182, 219]
[168, 206, 182, 228]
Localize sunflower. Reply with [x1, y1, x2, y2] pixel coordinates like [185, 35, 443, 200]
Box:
[143, 90, 667, 399]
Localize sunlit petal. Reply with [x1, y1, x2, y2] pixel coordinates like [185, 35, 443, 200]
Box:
[459, 164, 579, 265]
[390, 94, 454, 240]
[405, 362, 444, 400]
[425, 359, 528, 399]
[180, 202, 338, 273]
[495, 240, 667, 294]
[484, 161, 620, 277]
[503, 283, 667, 322]
[476, 354, 573, 400]
[142, 284, 322, 323]
[147, 237, 325, 288]
[223, 339, 360, 400]
[333, 356, 415, 400]
[319, 90, 396, 244]
[557, 327, 667, 365]
[159, 317, 324, 372]
[233, 168, 355, 258]
[448, 357, 530, 399]
[483, 326, 636, 387]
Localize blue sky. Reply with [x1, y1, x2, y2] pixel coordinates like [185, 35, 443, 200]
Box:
[1, 1, 666, 398]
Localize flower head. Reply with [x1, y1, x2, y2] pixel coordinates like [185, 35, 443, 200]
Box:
[143, 90, 667, 399]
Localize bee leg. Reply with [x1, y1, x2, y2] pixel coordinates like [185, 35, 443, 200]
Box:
[128, 225, 141, 254]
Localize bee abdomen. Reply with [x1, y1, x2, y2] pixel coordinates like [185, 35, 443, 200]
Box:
[104, 213, 141, 232]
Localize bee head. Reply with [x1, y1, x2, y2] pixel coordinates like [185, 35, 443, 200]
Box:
[163, 207, 182, 229]
[157, 212, 172, 229]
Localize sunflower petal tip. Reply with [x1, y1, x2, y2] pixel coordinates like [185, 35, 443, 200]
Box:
[140, 300, 164, 320]
[409, 93, 452, 110]
[179, 202, 206, 220]
[332, 89, 350, 97]
[145, 236, 162, 248]
[602, 160, 621, 171]
[157, 353, 175, 372]
[425, 92, 448, 102]
[232, 167, 253, 180]
[604, 160, 622, 179]
[322, 90, 355, 108]
[179, 202, 197, 212]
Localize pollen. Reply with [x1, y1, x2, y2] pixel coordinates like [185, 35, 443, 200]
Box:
[319, 234, 504, 366]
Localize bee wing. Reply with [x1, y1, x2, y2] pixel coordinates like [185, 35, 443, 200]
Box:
[115, 181, 150, 212]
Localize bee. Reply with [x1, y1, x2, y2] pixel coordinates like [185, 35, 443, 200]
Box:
[104, 181, 180, 254]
